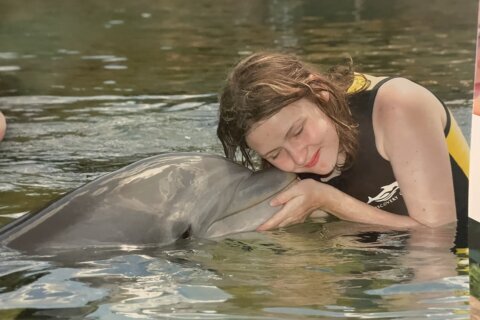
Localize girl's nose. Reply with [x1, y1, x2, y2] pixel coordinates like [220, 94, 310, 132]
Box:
[287, 142, 307, 166]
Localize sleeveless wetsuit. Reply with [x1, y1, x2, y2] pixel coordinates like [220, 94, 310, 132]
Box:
[299, 77, 469, 247]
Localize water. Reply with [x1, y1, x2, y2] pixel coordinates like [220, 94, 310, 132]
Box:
[0, 222, 471, 319]
[0, 0, 476, 318]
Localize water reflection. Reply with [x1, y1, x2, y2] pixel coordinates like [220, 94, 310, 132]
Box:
[0, 220, 469, 319]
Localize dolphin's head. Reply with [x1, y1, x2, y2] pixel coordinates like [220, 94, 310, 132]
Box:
[0, 153, 297, 253]
[197, 167, 297, 239]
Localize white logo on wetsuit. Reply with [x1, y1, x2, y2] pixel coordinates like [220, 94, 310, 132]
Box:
[367, 181, 400, 208]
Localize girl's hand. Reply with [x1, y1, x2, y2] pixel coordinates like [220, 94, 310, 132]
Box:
[257, 179, 328, 231]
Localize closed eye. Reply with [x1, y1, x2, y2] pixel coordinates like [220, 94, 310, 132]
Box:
[294, 126, 303, 137]
[269, 150, 281, 160]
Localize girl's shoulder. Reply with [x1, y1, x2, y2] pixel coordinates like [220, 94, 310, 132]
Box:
[348, 74, 411, 94]
[363, 74, 420, 94]
[350, 75, 446, 124]
[371, 77, 447, 158]
[371, 76, 441, 110]
[356, 74, 423, 93]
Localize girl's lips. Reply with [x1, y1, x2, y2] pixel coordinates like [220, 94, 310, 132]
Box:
[305, 150, 319, 168]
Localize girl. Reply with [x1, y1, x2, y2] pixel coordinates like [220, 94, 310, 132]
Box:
[217, 52, 469, 241]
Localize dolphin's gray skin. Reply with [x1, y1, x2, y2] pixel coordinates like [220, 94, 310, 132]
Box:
[0, 153, 296, 252]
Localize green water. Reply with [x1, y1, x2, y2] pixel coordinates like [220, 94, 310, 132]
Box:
[0, 0, 476, 318]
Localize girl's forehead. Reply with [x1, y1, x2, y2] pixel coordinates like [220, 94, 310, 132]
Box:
[246, 99, 311, 149]
[251, 102, 301, 132]
[246, 113, 284, 148]
[257, 98, 316, 124]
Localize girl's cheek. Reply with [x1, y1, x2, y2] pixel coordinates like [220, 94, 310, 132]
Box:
[275, 158, 295, 173]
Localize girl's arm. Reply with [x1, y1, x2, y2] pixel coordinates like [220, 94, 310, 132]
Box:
[257, 179, 420, 230]
[373, 78, 456, 227]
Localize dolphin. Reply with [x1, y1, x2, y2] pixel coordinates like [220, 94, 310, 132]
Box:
[0, 153, 296, 253]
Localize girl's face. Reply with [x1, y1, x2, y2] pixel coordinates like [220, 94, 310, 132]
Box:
[246, 97, 340, 175]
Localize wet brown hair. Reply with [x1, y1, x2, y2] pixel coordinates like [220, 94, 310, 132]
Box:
[217, 52, 359, 171]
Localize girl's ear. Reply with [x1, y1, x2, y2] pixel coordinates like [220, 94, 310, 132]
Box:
[307, 73, 320, 82]
[307, 73, 330, 102]
[320, 90, 330, 102]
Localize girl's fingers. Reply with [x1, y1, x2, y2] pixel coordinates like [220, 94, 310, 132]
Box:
[278, 218, 297, 228]
[270, 182, 300, 206]
[270, 193, 288, 206]
[258, 198, 302, 231]
[258, 203, 291, 230]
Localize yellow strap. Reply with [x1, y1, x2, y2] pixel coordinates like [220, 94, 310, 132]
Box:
[446, 112, 470, 176]
[347, 73, 370, 94]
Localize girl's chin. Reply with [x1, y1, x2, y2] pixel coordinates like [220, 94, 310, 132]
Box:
[309, 163, 337, 176]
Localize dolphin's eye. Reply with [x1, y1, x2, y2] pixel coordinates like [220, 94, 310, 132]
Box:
[181, 225, 192, 239]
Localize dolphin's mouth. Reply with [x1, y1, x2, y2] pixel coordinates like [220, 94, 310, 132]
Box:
[204, 176, 298, 238]
[219, 177, 297, 221]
